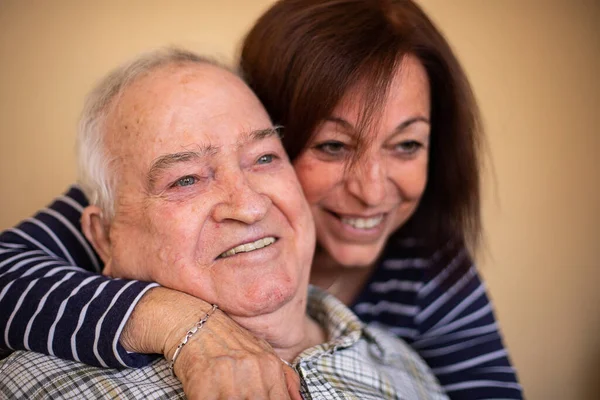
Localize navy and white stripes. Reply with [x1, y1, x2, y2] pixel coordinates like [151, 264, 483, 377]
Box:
[0, 187, 158, 368]
[0, 186, 522, 398]
[352, 235, 522, 398]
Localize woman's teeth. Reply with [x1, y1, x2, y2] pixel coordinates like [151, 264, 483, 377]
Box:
[219, 237, 276, 258]
[340, 215, 384, 229]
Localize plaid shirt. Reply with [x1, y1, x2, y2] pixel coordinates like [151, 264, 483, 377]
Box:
[0, 286, 448, 399]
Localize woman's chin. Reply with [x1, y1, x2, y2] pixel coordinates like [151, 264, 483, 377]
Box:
[314, 229, 390, 270]
[327, 245, 385, 269]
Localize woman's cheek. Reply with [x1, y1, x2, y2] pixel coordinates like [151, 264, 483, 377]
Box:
[296, 162, 342, 204]
[393, 159, 428, 200]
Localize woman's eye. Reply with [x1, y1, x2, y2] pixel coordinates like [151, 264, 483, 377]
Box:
[257, 154, 275, 164]
[173, 176, 197, 187]
[395, 140, 423, 154]
[315, 141, 347, 155]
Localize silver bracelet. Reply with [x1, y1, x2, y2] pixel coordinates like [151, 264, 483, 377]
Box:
[280, 358, 294, 368]
[168, 304, 219, 378]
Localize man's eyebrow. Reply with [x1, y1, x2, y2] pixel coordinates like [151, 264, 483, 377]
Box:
[147, 146, 218, 188]
[237, 126, 282, 146]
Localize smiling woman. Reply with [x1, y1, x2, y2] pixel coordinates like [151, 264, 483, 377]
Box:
[238, 2, 521, 398]
[294, 55, 431, 270]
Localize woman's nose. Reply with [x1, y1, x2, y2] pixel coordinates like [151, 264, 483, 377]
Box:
[345, 156, 387, 207]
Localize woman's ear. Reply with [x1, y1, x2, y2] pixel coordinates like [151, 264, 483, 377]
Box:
[81, 205, 112, 265]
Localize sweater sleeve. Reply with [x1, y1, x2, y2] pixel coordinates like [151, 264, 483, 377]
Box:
[411, 239, 523, 399]
[0, 186, 159, 368]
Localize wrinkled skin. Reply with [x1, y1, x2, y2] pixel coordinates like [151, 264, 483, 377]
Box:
[83, 63, 316, 399]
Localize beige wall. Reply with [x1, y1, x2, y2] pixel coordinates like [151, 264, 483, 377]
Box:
[0, 0, 598, 398]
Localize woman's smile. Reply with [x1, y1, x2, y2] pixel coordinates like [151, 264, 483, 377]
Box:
[294, 55, 431, 268]
[324, 209, 388, 241]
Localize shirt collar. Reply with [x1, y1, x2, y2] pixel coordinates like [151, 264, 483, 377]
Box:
[296, 285, 365, 362]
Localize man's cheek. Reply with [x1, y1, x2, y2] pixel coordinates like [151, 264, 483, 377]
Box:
[102, 259, 113, 277]
[107, 245, 153, 282]
[104, 257, 133, 280]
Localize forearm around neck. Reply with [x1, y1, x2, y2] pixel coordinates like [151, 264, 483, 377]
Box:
[120, 285, 324, 365]
[120, 286, 217, 355]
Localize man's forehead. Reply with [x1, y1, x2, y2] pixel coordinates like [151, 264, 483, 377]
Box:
[107, 62, 268, 137]
[120, 63, 239, 107]
[104, 61, 274, 171]
[137, 61, 233, 87]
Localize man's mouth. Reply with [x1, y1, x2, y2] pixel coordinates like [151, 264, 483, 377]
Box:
[331, 212, 385, 230]
[218, 237, 277, 259]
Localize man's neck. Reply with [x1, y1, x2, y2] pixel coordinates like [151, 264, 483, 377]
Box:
[231, 289, 326, 362]
[273, 314, 326, 362]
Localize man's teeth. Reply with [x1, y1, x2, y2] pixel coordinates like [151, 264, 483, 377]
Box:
[340, 215, 384, 229]
[219, 237, 276, 258]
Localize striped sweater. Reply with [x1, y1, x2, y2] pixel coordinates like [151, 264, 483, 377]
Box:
[0, 186, 522, 399]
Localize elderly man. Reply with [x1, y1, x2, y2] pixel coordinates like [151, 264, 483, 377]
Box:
[0, 49, 447, 400]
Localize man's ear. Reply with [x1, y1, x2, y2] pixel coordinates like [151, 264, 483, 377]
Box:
[81, 205, 112, 265]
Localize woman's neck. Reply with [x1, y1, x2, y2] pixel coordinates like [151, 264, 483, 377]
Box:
[309, 248, 377, 306]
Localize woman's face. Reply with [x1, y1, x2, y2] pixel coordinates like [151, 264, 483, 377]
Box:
[293, 55, 431, 268]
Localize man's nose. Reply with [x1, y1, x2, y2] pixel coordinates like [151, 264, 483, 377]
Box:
[345, 156, 387, 207]
[211, 170, 271, 224]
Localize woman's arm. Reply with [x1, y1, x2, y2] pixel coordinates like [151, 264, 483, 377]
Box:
[412, 240, 523, 400]
[0, 186, 158, 367]
[0, 186, 299, 398]
[128, 286, 301, 400]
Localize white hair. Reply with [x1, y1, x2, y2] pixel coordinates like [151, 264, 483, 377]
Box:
[76, 48, 229, 219]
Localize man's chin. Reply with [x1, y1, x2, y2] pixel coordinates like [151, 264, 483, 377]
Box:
[223, 283, 298, 318]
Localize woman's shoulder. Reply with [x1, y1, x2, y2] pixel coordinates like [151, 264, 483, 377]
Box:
[382, 231, 467, 261]
[378, 232, 471, 281]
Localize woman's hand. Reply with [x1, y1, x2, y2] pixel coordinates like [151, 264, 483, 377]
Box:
[121, 287, 302, 399]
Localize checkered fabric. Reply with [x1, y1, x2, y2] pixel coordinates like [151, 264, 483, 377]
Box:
[0, 286, 447, 399]
[297, 286, 448, 399]
[0, 352, 181, 399]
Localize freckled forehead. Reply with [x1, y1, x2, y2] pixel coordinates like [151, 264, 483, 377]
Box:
[121, 63, 250, 109]
[104, 62, 272, 164]
[111, 62, 265, 124]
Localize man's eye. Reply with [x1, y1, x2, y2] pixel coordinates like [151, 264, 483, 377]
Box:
[315, 141, 346, 155]
[173, 176, 197, 187]
[257, 154, 275, 164]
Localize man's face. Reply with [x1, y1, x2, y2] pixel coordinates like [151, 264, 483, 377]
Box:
[101, 63, 315, 317]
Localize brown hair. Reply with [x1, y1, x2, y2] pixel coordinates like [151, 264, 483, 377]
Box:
[240, 0, 483, 252]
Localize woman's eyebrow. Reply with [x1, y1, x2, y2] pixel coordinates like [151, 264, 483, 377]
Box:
[325, 116, 430, 133]
[393, 116, 430, 133]
[325, 116, 353, 130]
